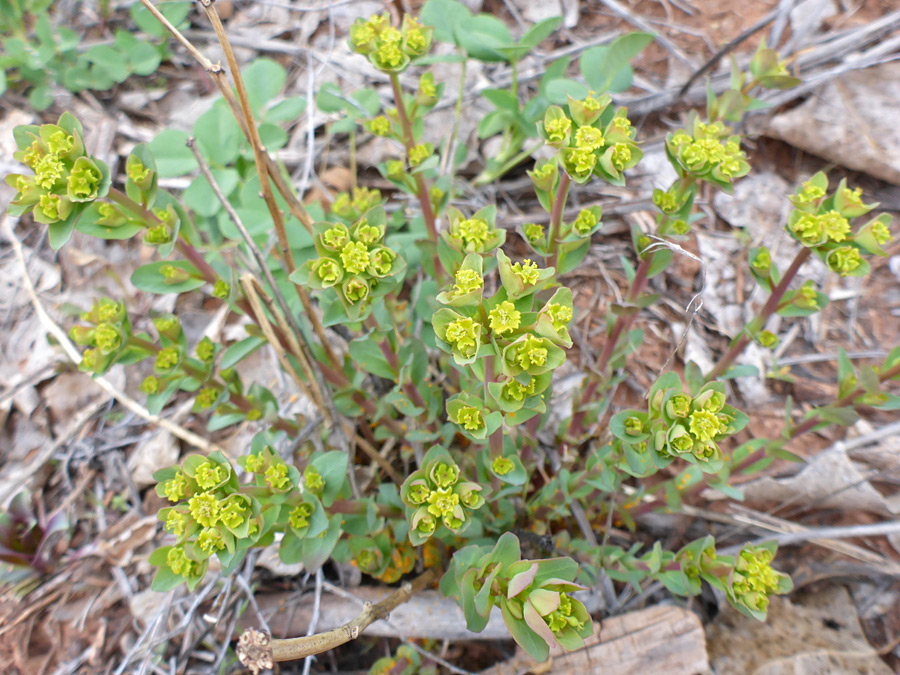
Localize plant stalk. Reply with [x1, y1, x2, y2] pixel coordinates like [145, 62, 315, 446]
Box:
[547, 172, 571, 272]
[705, 247, 811, 382]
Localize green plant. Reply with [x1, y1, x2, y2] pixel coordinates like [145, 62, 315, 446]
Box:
[0, 490, 69, 591]
[6, 2, 899, 672]
[419, 0, 653, 185]
[0, 0, 186, 109]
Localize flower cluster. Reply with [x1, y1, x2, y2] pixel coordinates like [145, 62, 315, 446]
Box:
[330, 186, 383, 222]
[150, 447, 324, 590]
[538, 92, 641, 185]
[442, 206, 506, 255]
[434, 249, 571, 437]
[7, 113, 109, 228]
[785, 173, 891, 277]
[349, 530, 430, 584]
[348, 13, 433, 72]
[152, 453, 248, 586]
[69, 298, 130, 376]
[665, 117, 749, 189]
[727, 544, 792, 619]
[611, 375, 748, 475]
[400, 450, 484, 545]
[296, 205, 406, 318]
[445, 533, 593, 662]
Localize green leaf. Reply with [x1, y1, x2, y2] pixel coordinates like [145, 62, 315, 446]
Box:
[194, 104, 241, 166]
[517, 16, 562, 52]
[315, 82, 349, 113]
[580, 32, 655, 93]
[266, 97, 307, 123]
[149, 129, 198, 177]
[221, 335, 267, 370]
[131, 1, 191, 39]
[76, 204, 144, 240]
[544, 78, 589, 104]
[183, 168, 240, 218]
[47, 204, 87, 250]
[131, 260, 206, 294]
[86, 44, 130, 82]
[348, 337, 396, 380]
[457, 14, 513, 62]
[310, 451, 349, 508]
[243, 58, 287, 114]
[502, 600, 549, 662]
[28, 85, 53, 110]
[127, 41, 162, 76]
[301, 514, 343, 571]
[421, 0, 473, 44]
[258, 122, 288, 150]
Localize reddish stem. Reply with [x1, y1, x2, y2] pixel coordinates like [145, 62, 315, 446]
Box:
[705, 247, 811, 382]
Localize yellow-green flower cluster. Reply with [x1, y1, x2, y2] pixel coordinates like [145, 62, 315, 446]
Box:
[729, 545, 791, 617]
[331, 187, 382, 222]
[663, 390, 730, 463]
[444, 206, 505, 254]
[348, 13, 433, 72]
[489, 301, 521, 335]
[666, 119, 749, 186]
[153, 451, 295, 587]
[69, 298, 130, 375]
[541, 95, 641, 184]
[401, 452, 483, 544]
[442, 316, 482, 360]
[452, 267, 483, 298]
[7, 115, 109, 228]
[786, 174, 890, 277]
[613, 379, 748, 475]
[304, 209, 403, 308]
[452, 218, 491, 249]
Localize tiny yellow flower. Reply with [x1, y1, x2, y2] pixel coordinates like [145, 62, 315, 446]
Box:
[188, 492, 220, 528]
[197, 527, 225, 553]
[265, 462, 291, 490]
[511, 259, 540, 286]
[452, 218, 491, 249]
[455, 405, 484, 431]
[167, 546, 195, 577]
[452, 268, 483, 297]
[544, 116, 571, 143]
[574, 126, 604, 151]
[489, 301, 521, 335]
[340, 240, 370, 274]
[165, 510, 187, 537]
[828, 245, 862, 276]
[819, 210, 850, 243]
[491, 456, 514, 475]
[688, 409, 722, 442]
[164, 471, 188, 502]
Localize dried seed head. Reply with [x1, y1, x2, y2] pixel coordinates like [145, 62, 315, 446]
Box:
[237, 629, 273, 674]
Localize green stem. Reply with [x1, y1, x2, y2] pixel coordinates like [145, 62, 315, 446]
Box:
[484, 355, 503, 460]
[389, 74, 438, 244]
[547, 172, 571, 271]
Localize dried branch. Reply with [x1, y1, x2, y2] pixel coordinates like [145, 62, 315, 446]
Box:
[187, 137, 331, 419]
[236, 567, 440, 673]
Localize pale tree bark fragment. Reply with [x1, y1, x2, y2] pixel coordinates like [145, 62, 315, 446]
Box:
[481, 604, 709, 675]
